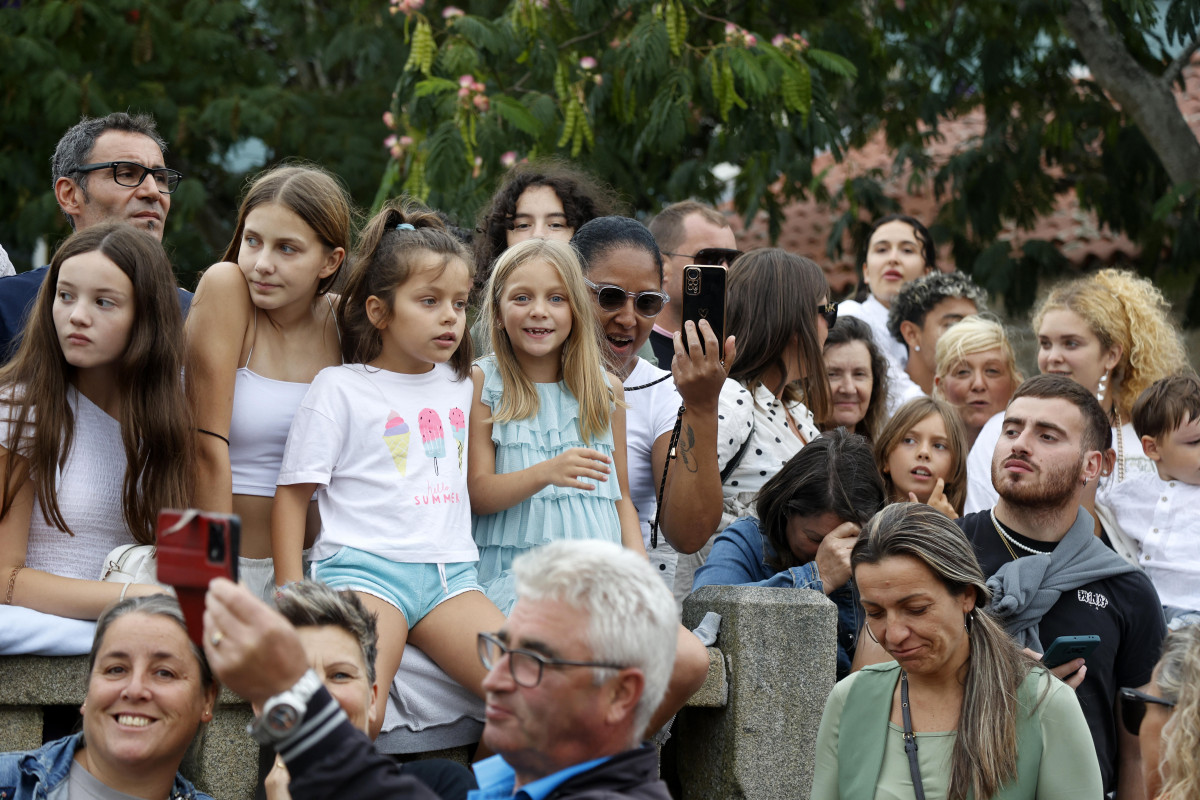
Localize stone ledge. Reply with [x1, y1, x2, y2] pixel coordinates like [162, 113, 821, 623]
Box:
[683, 647, 728, 708]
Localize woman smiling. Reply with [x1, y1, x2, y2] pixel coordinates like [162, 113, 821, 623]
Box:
[0, 595, 217, 800]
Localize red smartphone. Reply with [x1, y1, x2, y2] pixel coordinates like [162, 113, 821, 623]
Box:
[680, 264, 727, 361]
[156, 509, 240, 646]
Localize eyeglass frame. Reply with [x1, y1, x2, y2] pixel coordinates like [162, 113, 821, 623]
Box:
[477, 631, 627, 688]
[817, 301, 838, 328]
[70, 161, 184, 194]
[1118, 686, 1175, 735]
[583, 278, 670, 319]
[661, 247, 743, 267]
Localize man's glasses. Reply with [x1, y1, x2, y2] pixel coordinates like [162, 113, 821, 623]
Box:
[662, 247, 743, 267]
[1119, 687, 1175, 735]
[71, 161, 183, 194]
[817, 302, 838, 328]
[477, 632, 625, 688]
[584, 278, 669, 318]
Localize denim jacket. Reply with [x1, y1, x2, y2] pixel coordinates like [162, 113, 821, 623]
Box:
[0, 733, 211, 800]
[692, 516, 860, 678]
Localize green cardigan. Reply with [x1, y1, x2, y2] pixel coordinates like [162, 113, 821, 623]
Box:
[811, 661, 1103, 800]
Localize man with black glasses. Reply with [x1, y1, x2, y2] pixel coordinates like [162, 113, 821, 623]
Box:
[0, 112, 188, 360]
[204, 540, 678, 800]
[647, 201, 740, 370]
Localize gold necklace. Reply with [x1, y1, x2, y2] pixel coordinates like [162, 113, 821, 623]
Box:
[990, 508, 1020, 561]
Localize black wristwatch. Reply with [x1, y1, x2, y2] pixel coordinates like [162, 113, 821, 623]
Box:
[250, 669, 322, 745]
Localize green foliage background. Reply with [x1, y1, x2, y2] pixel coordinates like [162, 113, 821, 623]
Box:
[2, 0, 1199, 324]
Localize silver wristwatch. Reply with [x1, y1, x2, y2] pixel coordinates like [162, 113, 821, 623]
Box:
[250, 669, 323, 745]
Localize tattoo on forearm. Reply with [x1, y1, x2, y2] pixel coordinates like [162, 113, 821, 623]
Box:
[679, 425, 698, 473]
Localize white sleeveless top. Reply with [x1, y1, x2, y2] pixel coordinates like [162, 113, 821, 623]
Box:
[22, 388, 134, 579]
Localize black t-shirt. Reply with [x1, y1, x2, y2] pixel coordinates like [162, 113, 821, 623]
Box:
[957, 510, 1166, 794]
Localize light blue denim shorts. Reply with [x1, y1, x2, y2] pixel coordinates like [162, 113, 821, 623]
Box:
[311, 546, 481, 627]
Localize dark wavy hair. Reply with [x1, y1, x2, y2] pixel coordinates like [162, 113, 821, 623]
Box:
[726, 248, 831, 423]
[886, 271, 987, 346]
[821, 315, 890, 440]
[0, 224, 192, 544]
[852, 214, 936, 303]
[757, 429, 885, 571]
[339, 197, 474, 378]
[473, 160, 621, 289]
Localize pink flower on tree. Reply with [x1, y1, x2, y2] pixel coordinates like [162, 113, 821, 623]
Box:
[501, 151, 518, 167]
[382, 111, 395, 129]
[579, 56, 597, 70]
[442, 5, 464, 19]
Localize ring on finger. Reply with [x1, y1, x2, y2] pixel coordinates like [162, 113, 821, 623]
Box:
[210, 630, 224, 648]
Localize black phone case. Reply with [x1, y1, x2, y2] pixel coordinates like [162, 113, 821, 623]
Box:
[680, 265, 727, 360]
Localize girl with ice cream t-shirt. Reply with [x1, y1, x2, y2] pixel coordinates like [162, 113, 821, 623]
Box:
[273, 201, 504, 739]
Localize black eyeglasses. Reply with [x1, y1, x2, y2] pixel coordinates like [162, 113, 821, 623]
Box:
[1119, 687, 1175, 735]
[477, 632, 626, 688]
[817, 302, 838, 328]
[71, 161, 183, 194]
[662, 247, 743, 267]
[583, 278, 670, 318]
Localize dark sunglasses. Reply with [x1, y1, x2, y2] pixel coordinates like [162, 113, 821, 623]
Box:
[1119, 687, 1175, 735]
[817, 302, 838, 328]
[584, 278, 669, 318]
[662, 247, 743, 267]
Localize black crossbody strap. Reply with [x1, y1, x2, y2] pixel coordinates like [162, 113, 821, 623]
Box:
[900, 671, 926, 800]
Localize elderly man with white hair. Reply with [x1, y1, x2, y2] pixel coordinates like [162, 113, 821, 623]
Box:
[203, 539, 678, 800]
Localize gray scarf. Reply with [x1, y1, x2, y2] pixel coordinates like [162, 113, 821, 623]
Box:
[986, 506, 1139, 651]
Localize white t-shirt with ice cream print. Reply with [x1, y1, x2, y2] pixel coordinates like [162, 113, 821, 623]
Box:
[279, 362, 478, 564]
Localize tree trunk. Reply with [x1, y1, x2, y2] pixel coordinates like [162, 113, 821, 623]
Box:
[1061, 0, 1200, 185]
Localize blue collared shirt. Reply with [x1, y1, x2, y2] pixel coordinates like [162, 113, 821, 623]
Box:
[468, 754, 611, 800]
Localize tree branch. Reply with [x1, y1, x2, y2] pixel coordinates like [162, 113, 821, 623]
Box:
[1161, 33, 1200, 89]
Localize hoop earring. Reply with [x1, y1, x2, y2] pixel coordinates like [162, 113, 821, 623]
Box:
[1096, 371, 1109, 403]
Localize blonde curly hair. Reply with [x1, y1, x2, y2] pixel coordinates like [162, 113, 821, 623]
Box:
[1032, 269, 1187, 419]
[1157, 625, 1200, 800]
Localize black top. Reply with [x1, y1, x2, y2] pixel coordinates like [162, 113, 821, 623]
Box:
[957, 509, 1165, 794]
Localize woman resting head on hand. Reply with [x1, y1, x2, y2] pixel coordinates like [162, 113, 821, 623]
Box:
[0, 594, 218, 800]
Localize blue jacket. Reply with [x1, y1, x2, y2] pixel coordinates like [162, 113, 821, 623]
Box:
[0, 733, 212, 800]
[693, 516, 860, 678]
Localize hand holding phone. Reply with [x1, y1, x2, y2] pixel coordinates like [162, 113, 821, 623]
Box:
[1041, 634, 1100, 669]
[156, 509, 240, 646]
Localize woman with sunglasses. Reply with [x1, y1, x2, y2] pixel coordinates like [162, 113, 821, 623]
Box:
[570, 217, 732, 587]
[812, 503, 1103, 800]
[1123, 624, 1200, 800]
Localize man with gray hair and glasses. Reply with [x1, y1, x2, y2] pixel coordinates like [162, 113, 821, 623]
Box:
[0, 111, 187, 360]
[204, 540, 678, 800]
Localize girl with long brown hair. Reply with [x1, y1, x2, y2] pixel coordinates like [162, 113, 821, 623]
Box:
[0, 224, 190, 619]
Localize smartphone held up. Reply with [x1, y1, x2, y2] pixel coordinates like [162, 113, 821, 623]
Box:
[680, 264, 727, 361]
[156, 509, 240, 646]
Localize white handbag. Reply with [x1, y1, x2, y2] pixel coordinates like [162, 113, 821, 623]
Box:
[100, 543, 160, 586]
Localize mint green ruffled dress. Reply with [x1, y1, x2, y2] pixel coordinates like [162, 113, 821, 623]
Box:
[472, 356, 622, 613]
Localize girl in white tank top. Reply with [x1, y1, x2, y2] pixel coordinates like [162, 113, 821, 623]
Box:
[186, 165, 351, 600]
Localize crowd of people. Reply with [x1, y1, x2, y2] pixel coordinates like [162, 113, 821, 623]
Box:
[1, 110, 1199, 800]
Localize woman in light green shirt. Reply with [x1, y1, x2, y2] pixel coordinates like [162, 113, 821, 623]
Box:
[810, 504, 1102, 800]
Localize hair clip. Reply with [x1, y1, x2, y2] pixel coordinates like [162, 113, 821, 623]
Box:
[396, 222, 415, 231]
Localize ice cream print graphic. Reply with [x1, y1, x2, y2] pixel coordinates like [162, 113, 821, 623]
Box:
[418, 408, 446, 475]
[383, 411, 411, 476]
[449, 407, 466, 471]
